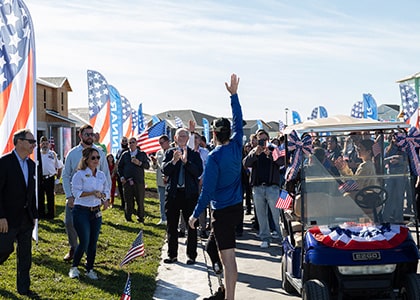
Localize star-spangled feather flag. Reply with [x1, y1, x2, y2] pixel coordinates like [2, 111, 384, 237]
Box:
[309, 107, 318, 120]
[0, 0, 36, 155]
[131, 109, 138, 136]
[278, 120, 285, 132]
[351, 101, 363, 118]
[120, 230, 145, 267]
[137, 103, 145, 134]
[276, 189, 293, 209]
[137, 120, 166, 155]
[174, 116, 183, 128]
[292, 110, 301, 124]
[399, 83, 419, 129]
[202, 118, 210, 143]
[121, 96, 133, 138]
[120, 273, 132, 300]
[363, 93, 378, 120]
[87, 70, 110, 151]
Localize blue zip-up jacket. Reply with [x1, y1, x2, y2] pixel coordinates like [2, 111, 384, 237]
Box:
[192, 93, 243, 218]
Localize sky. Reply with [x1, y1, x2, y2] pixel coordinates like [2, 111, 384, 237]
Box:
[26, 0, 420, 124]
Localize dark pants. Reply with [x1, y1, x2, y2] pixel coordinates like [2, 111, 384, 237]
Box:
[123, 181, 145, 222]
[72, 205, 102, 271]
[38, 176, 55, 218]
[117, 175, 125, 208]
[0, 213, 33, 294]
[165, 189, 198, 260]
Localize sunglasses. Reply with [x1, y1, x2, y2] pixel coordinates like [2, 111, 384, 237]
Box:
[129, 141, 137, 144]
[21, 138, 37, 144]
[90, 156, 100, 160]
[83, 132, 95, 137]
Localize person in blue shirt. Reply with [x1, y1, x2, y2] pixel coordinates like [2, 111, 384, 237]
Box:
[189, 73, 243, 300]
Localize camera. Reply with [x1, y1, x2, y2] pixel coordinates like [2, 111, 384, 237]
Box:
[258, 139, 265, 147]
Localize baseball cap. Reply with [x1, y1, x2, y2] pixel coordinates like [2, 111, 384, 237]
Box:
[211, 118, 231, 133]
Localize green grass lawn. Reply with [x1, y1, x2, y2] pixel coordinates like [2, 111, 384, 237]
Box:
[0, 172, 166, 299]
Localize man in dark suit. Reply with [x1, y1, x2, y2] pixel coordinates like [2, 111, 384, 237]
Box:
[0, 129, 38, 296]
[162, 128, 203, 265]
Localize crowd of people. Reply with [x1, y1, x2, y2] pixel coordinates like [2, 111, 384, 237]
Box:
[1, 74, 419, 299]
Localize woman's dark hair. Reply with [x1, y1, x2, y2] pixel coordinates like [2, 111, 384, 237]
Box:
[359, 139, 374, 157]
[77, 148, 99, 170]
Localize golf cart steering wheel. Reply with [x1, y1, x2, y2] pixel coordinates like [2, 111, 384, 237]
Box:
[354, 186, 388, 209]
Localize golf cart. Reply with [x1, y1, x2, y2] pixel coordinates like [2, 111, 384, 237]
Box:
[281, 115, 420, 299]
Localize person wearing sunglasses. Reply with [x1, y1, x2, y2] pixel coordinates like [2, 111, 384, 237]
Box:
[68, 147, 110, 280]
[62, 124, 111, 263]
[0, 128, 38, 296]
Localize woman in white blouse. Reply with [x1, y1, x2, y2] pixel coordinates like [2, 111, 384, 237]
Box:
[68, 148, 110, 280]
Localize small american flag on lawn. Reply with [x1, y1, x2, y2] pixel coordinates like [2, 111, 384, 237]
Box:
[120, 273, 132, 300]
[120, 231, 145, 267]
[276, 190, 293, 209]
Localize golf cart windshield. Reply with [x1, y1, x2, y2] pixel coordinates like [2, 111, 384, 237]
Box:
[285, 116, 415, 228]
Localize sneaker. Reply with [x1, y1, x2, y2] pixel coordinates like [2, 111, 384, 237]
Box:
[157, 220, 167, 225]
[68, 267, 80, 279]
[271, 231, 280, 239]
[204, 286, 225, 300]
[85, 269, 98, 280]
[260, 241, 270, 248]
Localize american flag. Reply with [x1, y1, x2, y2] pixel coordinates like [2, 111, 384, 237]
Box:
[338, 180, 359, 193]
[309, 107, 318, 120]
[0, 0, 36, 155]
[174, 116, 183, 128]
[278, 120, 285, 133]
[351, 101, 363, 118]
[276, 189, 293, 209]
[87, 70, 110, 151]
[399, 83, 419, 129]
[121, 96, 132, 138]
[272, 145, 286, 161]
[131, 109, 138, 136]
[137, 120, 166, 154]
[120, 273, 132, 300]
[120, 231, 145, 267]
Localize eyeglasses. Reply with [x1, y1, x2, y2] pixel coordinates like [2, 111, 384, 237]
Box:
[83, 132, 95, 137]
[90, 156, 100, 160]
[20, 138, 37, 144]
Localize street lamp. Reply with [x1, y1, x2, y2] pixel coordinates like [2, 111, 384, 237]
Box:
[285, 108, 289, 125]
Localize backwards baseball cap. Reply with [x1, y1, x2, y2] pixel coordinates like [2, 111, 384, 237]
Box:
[211, 118, 231, 133]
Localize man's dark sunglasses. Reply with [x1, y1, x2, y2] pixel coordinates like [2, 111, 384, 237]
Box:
[20, 138, 37, 144]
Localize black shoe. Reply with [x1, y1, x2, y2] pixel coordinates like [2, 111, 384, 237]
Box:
[178, 231, 185, 238]
[137, 217, 144, 224]
[200, 230, 209, 239]
[18, 289, 39, 298]
[204, 287, 225, 300]
[163, 257, 177, 264]
[63, 248, 74, 262]
[186, 258, 196, 265]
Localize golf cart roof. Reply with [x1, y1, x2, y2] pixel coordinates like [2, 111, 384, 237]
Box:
[283, 115, 410, 135]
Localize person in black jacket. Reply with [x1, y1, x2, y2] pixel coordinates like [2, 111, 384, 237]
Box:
[162, 128, 203, 265]
[0, 129, 38, 296]
[118, 137, 150, 222]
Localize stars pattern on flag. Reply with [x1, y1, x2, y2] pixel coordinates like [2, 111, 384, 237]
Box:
[310, 107, 318, 120]
[278, 120, 285, 132]
[0, 0, 31, 91]
[175, 116, 183, 128]
[120, 230, 145, 267]
[131, 109, 138, 133]
[87, 70, 109, 118]
[121, 95, 132, 123]
[400, 83, 419, 122]
[351, 101, 363, 118]
[120, 273, 132, 300]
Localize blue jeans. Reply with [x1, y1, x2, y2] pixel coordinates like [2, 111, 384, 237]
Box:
[72, 206, 102, 271]
[158, 186, 167, 221]
[252, 185, 281, 242]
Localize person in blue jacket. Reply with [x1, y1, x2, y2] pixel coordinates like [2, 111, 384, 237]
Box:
[189, 73, 243, 300]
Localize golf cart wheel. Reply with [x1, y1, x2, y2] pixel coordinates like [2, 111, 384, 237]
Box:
[302, 279, 330, 300]
[281, 258, 295, 293]
[400, 273, 420, 300]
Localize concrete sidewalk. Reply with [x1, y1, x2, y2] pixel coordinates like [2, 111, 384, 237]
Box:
[153, 213, 299, 300]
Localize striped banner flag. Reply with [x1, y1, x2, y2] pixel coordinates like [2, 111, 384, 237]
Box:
[137, 120, 166, 154]
[0, 0, 37, 155]
[120, 230, 145, 267]
[87, 70, 111, 152]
